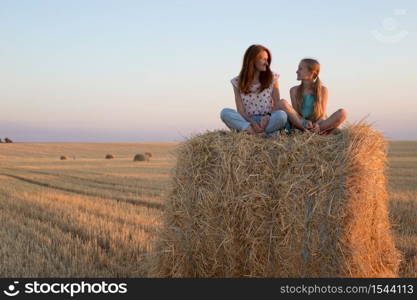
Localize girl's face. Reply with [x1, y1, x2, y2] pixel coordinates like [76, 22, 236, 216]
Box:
[254, 50, 269, 72]
[296, 62, 314, 81]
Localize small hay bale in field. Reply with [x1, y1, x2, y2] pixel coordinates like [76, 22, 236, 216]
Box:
[149, 124, 401, 277]
[105, 154, 114, 159]
[133, 154, 147, 161]
[60, 156, 68, 160]
[145, 152, 153, 158]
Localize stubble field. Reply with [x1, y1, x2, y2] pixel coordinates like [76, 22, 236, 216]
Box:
[0, 141, 416, 277]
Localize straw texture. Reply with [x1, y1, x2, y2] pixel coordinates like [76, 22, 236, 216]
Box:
[148, 124, 401, 277]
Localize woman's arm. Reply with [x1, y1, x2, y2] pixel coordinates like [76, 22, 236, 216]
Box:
[233, 86, 251, 122]
[233, 86, 262, 132]
[259, 79, 280, 130]
[271, 79, 280, 111]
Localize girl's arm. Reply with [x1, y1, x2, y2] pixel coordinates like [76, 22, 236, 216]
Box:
[289, 86, 304, 119]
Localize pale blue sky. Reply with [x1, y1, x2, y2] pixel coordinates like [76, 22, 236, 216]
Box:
[1, 0, 416, 142]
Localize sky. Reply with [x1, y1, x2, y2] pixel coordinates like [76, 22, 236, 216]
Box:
[0, 0, 416, 142]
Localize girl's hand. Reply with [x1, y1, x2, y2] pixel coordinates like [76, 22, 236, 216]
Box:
[305, 120, 313, 129]
[259, 115, 270, 130]
[311, 122, 320, 133]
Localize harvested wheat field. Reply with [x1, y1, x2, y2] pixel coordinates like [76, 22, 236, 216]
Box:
[0, 134, 416, 277]
[0, 143, 176, 277]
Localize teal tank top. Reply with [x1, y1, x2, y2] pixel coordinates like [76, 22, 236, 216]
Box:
[300, 94, 315, 120]
[285, 94, 316, 132]
[284, 94, 317, 131]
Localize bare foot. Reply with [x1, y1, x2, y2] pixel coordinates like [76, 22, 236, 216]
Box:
[244, 125, 256, 134]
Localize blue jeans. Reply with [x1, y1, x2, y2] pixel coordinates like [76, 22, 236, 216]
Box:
[220, 108, 287, 133]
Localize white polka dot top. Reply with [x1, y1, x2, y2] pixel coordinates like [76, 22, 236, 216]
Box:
[231, 72, 279, 116]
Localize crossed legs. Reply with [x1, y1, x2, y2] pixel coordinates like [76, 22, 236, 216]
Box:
[317, 109, 347, 131]
[276, 99, 347, 132]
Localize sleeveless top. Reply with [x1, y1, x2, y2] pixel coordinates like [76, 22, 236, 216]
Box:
[284, 94, 317, 130]
[231, 72, 279, 116]
[299, 94, 328, 127]
[300, 94, 316, 120]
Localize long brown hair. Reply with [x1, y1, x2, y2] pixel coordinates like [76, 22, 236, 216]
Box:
[294, 58, 324, 121]
[238, 45, 273, 94]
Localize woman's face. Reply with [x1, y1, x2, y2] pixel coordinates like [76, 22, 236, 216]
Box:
[254, 50, 269, 72]
[296, 62, 314, 81]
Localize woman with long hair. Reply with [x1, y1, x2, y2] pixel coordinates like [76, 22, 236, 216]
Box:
[220, 45, 288, 136]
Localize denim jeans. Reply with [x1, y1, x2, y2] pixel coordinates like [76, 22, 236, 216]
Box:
[220, 108, 288, 133]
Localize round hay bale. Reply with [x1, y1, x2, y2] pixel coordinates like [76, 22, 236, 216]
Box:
[145, 152, 153, 158]
[149, 124, 401, 278]
[105, 154, 114, 159]
[60, 156, 68, 160]
[133, 154, 147, 161]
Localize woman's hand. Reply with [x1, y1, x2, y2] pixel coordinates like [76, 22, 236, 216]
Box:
[251, 122, 264, 133]
[259, 115, 270, 130]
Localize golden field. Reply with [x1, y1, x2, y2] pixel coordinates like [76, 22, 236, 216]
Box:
[0, 141, 416, 277]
